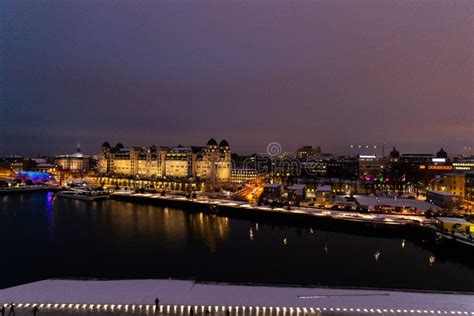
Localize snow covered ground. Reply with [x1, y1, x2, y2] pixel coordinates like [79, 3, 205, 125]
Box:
[0, 279, 473, 315]
[353, 195, 440, 212]
[113, 192, 430, 226]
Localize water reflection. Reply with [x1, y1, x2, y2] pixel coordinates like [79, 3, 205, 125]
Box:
[46, 192, 55, 238]
[374, 250, 381, 262]
[2, 192, 474, 291]
[190, 212, 230, 252]
[101, 205, 231, 252]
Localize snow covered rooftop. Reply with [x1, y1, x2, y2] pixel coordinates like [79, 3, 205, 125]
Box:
[437, 217, 471, 225]
[287, 184, 306, 190]
[265, 184, 281, 189]
[316, 185, 332, 192]
[354, 196, 440, 211]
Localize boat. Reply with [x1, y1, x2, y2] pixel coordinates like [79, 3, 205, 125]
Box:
[56, 189, 110, 201]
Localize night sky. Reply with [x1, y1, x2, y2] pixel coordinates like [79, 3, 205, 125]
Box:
[1, 1, 472, 156]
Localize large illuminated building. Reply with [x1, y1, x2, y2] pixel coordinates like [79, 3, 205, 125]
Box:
[55, 146, 90, 172]
[98, 138, 231, 186]
[430, 173, 466, 199]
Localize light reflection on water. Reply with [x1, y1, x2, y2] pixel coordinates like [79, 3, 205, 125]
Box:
[46, 192, 54, 238]
[0, 192, 473, 292]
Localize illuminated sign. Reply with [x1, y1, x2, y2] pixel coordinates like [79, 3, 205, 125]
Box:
[428, 165, 452, 170]
[432, 158, 446, 163]
[419, 165, 452, 171]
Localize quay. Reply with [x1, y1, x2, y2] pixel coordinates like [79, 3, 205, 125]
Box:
[0, 279, 473, 315]
[0, 185, 61, 195]
[111, 192, 474, 247]
[111, 191, 430, 228]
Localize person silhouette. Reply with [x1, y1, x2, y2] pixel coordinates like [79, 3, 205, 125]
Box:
[154, 298, 160, 311]
[1, 305, 5, 316]
[190, 307, 194, 316]
[32, 306, 38, 316]
[8, 303, 14, 316]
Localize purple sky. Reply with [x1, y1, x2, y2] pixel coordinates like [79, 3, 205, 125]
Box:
[1, 0, 473, 156]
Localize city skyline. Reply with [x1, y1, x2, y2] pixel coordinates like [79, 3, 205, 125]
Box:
[0, 138, 472, 158]
[1, 1, 473, 156]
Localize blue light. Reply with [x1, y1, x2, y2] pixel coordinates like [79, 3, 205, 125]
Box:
[16, 171, 53, 184]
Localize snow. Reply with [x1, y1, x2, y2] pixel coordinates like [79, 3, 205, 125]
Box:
[0, 279, 473, 313]
[316, 185, 331, 192]
[287, 184, 306, 191]
[437, 217, 470, 224]
[354, 196, 440, 212]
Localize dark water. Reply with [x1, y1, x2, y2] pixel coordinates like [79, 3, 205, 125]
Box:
[1, 192, 474, 291]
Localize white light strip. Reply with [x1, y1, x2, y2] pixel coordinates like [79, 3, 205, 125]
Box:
[3, 302, 473, 315]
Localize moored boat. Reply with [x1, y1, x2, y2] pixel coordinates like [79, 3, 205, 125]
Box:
[56, 189, 110, 201]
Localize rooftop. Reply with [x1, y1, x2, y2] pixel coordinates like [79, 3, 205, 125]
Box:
[437, 217, 471, 225]
[0, 279, 472, 315]
[354, 195, 440, 211]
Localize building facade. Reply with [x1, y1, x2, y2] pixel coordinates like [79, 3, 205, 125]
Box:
[98, 138, 231, 185]
[296, 145, 322, 161]
[430, 173, 466, 198]
[55, 147, 90, 172]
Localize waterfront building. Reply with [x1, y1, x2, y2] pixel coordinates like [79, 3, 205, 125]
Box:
[435, 217, 474, 234]
[315, 185, 333, 204]
[262, 183, 283, 199]
[426, 190, 463, 210]
[98, 138, 231, 186]
[11, 158, 56, 175]
[55, 146, 90, 172]
[287, 183, 306, 201]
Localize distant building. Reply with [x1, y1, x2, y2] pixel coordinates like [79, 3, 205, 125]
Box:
[358, 155, 390, 179]
[287, 184, 306, 201]
[98, 138, 231, 185]
[230, 169, 258, 184]
[426, 190, 463, 210]
[399, 154, 434, 165]
[430, 173, 466, 198]
[55, 146, 90, 172]
[315, 185, 333, 204]
[296, 145, 321, 161]
[389, 147, 400, 162]
[436, 148, 448, 159]
[262, 183, 283, 199]
[466, 172, 474, 205]
[11, 158, 55, 174]
[452, 158, 474, 173]
[435, 217, 474, 234]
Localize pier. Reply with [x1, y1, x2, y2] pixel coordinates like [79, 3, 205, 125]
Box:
[111, 191, 430, 228]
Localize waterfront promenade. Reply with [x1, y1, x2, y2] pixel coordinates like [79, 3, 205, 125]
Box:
[111, 191, 431, 227]
[0, 279, 473, 315]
